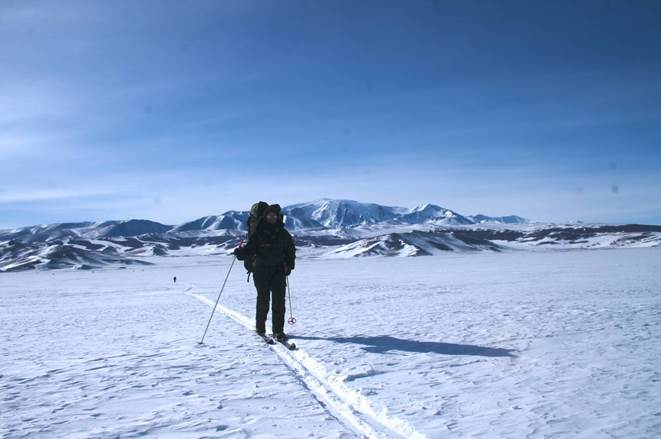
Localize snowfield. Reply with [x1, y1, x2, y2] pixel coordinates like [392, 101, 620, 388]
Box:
[2, 249, 660, 438]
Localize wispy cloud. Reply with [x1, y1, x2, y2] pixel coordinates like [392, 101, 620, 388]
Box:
[0, 188, 116, 204]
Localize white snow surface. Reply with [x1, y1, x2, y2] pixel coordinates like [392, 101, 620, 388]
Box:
[2, 249, 661, 438]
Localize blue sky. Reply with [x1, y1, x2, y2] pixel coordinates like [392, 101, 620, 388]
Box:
[1, 0, 660, 228]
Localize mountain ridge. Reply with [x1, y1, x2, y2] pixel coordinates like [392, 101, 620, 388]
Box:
[0, 198, 528, 235]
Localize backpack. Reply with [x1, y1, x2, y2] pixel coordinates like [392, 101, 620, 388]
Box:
[247, 201, 270, 239]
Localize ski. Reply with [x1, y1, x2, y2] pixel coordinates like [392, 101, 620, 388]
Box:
[259, 334, 275, 345]
[274, 338, 297, 350]
[258, 333, 296, 350]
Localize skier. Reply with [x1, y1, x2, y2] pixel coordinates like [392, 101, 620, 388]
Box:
[173, 276, 177, 284]
[233, 204, 295, 342]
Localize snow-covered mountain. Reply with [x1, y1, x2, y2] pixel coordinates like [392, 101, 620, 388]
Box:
[91, 219, 174, 238]
[160, 199, 515, 234]
[467, 214, 528, 225]
[1, 199, 659, 272]
[283, 199, 407, 229]
[172, 211, 247, 234]
[399, 203, 473, 225]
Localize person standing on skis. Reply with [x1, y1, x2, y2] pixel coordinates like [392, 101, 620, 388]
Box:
[233, 204, 295, 342]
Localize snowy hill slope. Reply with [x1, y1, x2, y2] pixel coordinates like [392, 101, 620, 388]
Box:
[326, 230, 501, 257]
[321, 226, 661, 258]
[2, 222, 660, 272]
[0, 239, 152, 272]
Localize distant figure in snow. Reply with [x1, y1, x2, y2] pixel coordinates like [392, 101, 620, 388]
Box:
[173, 276, 177, 283]
[234, 203, 296, 342]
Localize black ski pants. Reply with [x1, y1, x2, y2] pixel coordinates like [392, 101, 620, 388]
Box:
[253, 263, 286, 335]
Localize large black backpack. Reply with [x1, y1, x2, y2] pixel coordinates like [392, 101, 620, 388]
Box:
[247, 201, 269, 239]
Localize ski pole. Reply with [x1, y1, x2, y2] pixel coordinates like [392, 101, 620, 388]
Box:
[286, 275, 296, 325]
[199, 254, 237, 344]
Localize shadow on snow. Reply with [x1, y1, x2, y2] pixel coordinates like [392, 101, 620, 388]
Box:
[291, 335, 516, 357]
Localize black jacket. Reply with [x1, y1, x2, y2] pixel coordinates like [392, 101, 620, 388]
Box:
[236, 222, 295, 270]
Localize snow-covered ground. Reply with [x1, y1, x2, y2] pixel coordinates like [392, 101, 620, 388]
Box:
[2, 249, 660, 438]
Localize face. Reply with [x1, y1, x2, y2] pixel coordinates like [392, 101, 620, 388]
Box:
[265, 212, 278, 224]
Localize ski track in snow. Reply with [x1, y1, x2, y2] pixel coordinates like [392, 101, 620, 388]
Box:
[190, 292, 426, 439]
[0, 269, 354, 438]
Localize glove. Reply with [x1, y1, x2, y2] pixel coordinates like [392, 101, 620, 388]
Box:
[283, 262, 292, 276]
[233, 246, 245, 261]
